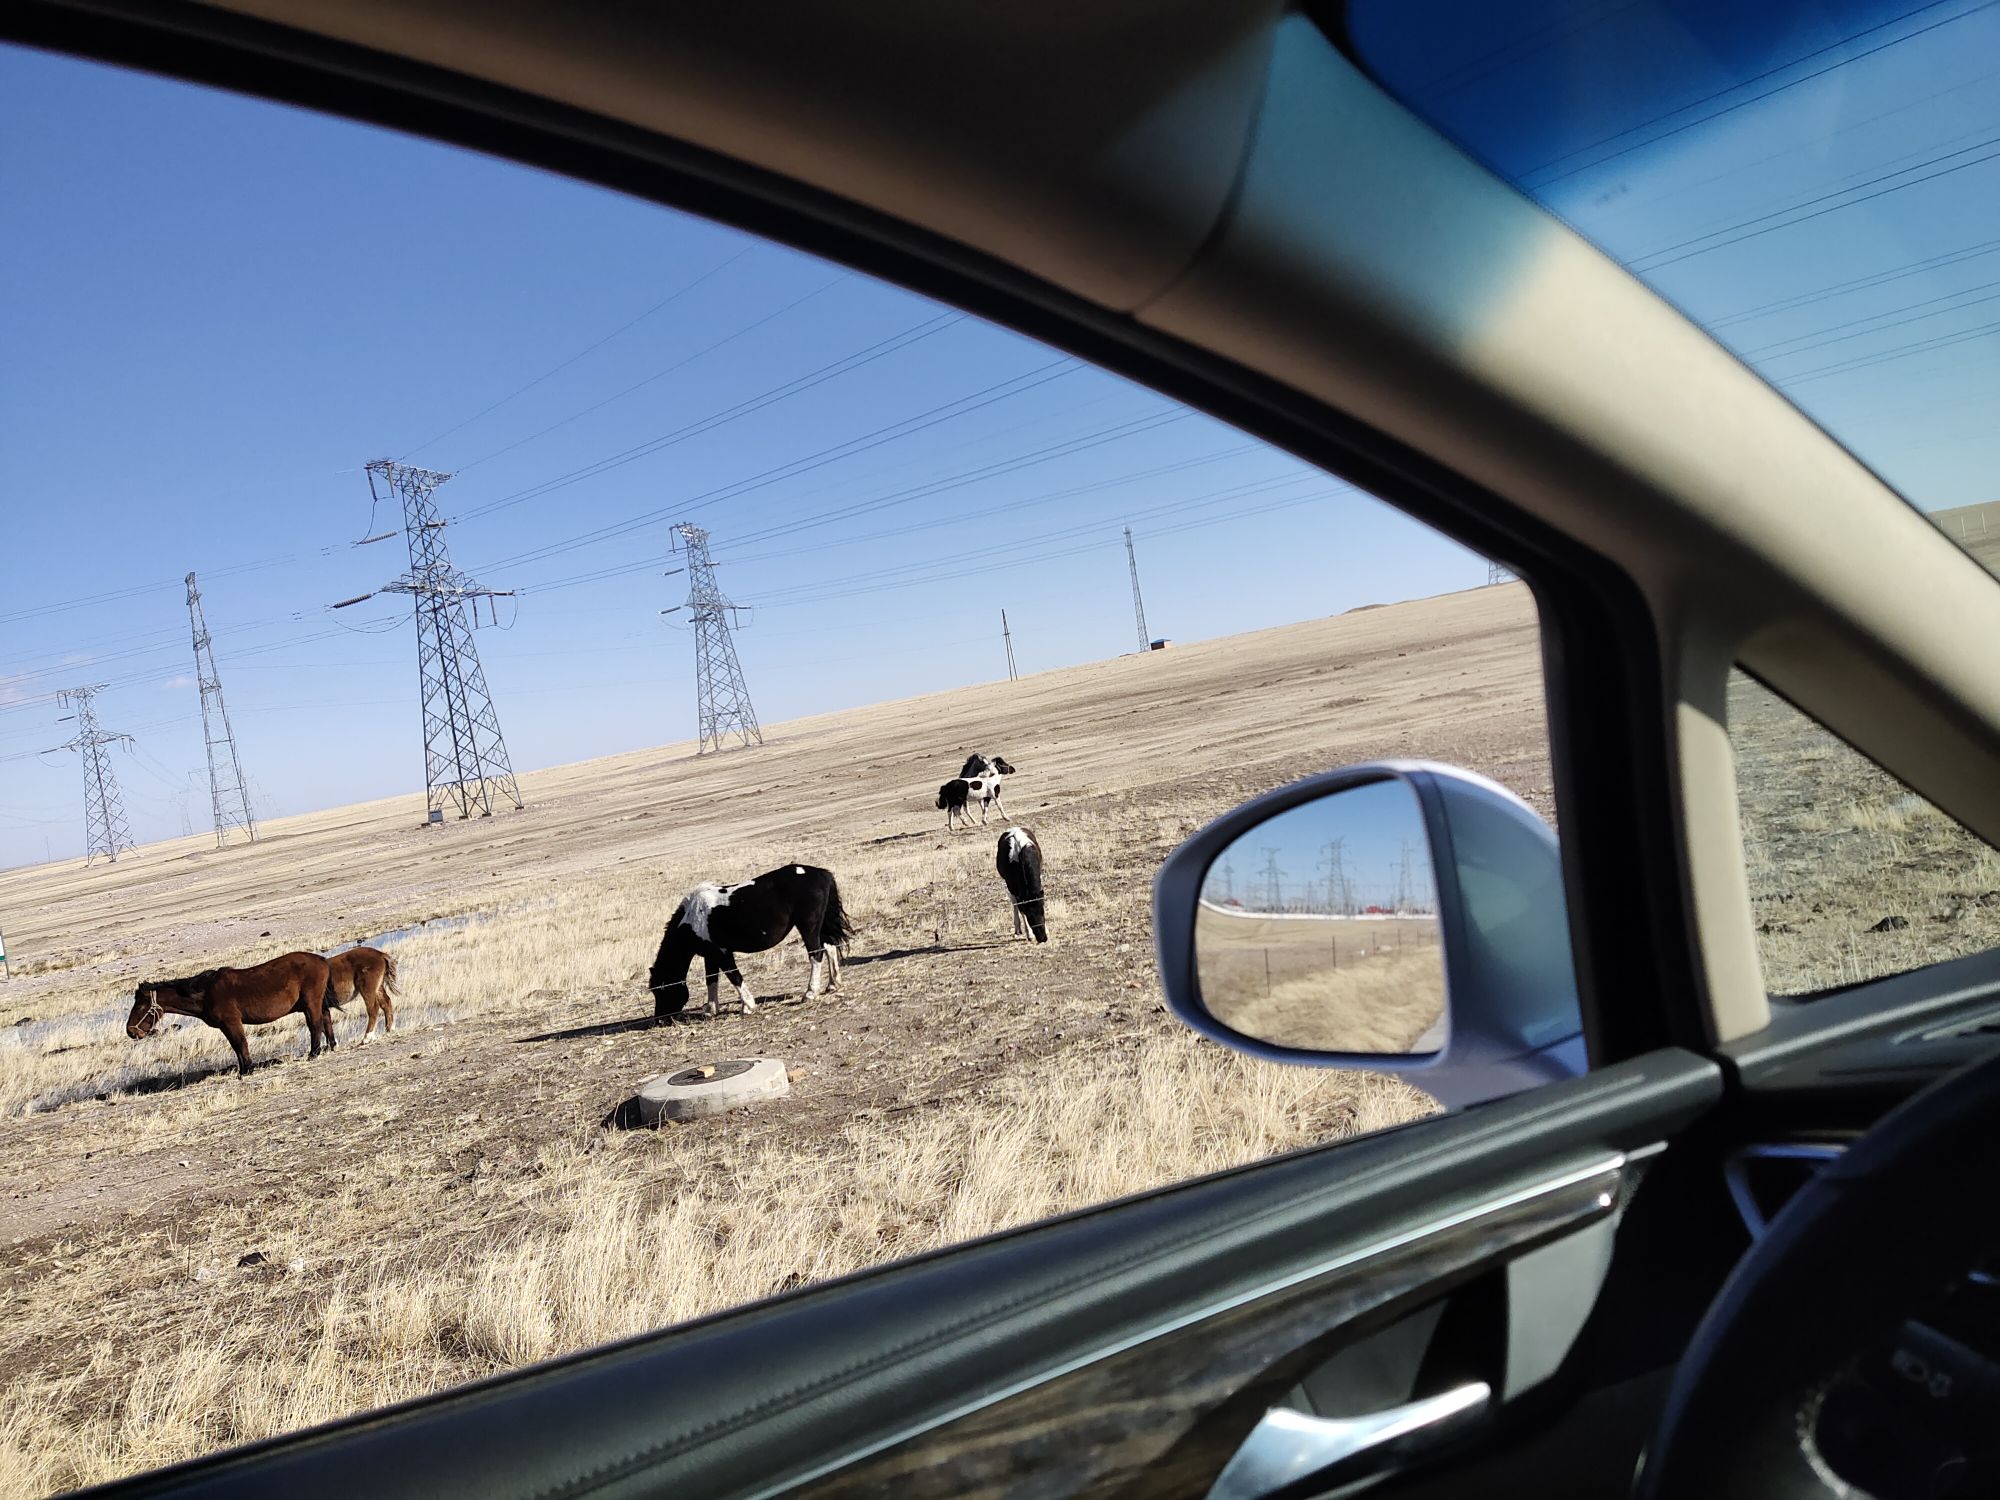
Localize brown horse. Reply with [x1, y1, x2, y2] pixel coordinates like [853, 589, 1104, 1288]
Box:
[127, 951, 335, 1076]
[325, 945, 399, 1039]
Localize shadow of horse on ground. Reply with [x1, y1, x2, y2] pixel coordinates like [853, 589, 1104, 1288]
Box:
[513, 1016, 664, 1045]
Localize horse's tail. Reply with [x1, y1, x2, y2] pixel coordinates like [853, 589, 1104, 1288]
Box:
[821, 874, 856, 948]
[381, 951, 400, 997]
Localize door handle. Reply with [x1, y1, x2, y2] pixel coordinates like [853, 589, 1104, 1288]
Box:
[1205, 1381, 1490, 1500]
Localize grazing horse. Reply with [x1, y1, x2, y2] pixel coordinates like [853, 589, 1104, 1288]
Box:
[997, 826, 1049, 943]
[649, 864, 854, 1024]
[325, 945, 399, 1039]
[938, 764, 1013, 830]
[127, 951, 335, 1076]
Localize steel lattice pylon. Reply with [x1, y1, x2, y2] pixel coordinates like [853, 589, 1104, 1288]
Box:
[50, 685, 134, 864]
[1124, 526, 1150, 652]
[673, 522, 763, 754]
[365, 460, 523, 821]
[185, 572, 258, 848]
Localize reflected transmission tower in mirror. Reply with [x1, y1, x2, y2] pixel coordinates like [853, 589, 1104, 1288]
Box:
[49, 685, 134, 864]
[185, 572, 257, 847]
[339, 460, 523, 822]
[671, 522, 763, 754]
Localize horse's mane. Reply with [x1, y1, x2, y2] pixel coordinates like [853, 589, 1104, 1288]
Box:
[157, 967, 222, 995]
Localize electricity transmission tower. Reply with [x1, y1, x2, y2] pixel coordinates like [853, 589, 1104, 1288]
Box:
[1486, 560, 1515, 585]
[671, 522, 763, 753]
[1124, 526, 1151, 652]
[1259, 847, 1284, 912]
[1217, 856, 1236, 902]
[185, 572, 257, 847]
[1001, 608, 1019, 682]
[49, 685, 134, 864]
[1396, 837, 1414, 914]
[1320, 837, 1349, 915]
[336, 460, 523, 822]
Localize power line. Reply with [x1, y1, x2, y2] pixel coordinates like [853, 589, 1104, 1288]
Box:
[448, 268, 852, 474]
[1520, 0, 1986, 188]
[467, 359, 1082, 571]
[398, 245, 757, 460]
[453, 310, 963, 522]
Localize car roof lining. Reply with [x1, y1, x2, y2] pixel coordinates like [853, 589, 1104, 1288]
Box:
[18, 0, 2000, 1044]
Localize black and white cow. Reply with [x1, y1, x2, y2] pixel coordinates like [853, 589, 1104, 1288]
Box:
[996, 826, 1048, 943]
[938, 755, 1016, 831]
[648, 864, 854, 1023]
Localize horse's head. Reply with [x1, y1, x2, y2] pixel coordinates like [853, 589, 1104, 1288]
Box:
[991, 757, 1017, 776]
[127, 982, 169, 1038]
[648, 919, 695, 1022]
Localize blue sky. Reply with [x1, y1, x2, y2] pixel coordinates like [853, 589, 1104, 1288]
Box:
[0, 45, 1482, 866]
[1200, 779, 1434, 913]
[7, 3, 1998, 867]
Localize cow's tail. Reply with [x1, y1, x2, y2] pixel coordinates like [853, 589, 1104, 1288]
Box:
[820, 874, 856, 948]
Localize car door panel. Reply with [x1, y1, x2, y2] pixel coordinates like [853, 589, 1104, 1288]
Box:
[89, 1050, 1718, 1500]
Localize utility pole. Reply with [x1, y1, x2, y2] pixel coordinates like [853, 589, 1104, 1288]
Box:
[1124, 526, 1151, 652]
[1001, 609, 1019, 682]
[185, 572, 257, 848]
[335, 460, 523, 822]
[672, 522, 763, 753]
[1259, 846, 1283, 912]
[49, 685, 134, 864]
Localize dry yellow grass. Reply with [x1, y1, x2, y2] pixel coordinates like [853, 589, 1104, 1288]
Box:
[1195, 909, 1444, 1052]
[0, 585, 1549, 1496]
[0, 1034, 1433, 1496]
[1731, 671, 2000, 993]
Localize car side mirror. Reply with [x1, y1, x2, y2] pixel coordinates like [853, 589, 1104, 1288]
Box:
[1152, 761, 1586, 1109]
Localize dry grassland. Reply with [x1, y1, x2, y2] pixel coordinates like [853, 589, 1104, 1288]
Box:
[1195, 909, 1444, 1052]
[0, 583, 1546, 1495]
[1731, 669, 2000, 994]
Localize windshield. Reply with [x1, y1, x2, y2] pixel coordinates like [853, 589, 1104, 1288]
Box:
[1346, 0, 2000, 577]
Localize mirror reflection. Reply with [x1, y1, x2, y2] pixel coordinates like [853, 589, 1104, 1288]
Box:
[1195, 779, 1445, 1055]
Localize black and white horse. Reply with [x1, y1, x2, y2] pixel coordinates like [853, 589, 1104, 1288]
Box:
[648, 864, 854, 1023]
[938, 755, 1015, 831]
[996, 826, 1048, 942]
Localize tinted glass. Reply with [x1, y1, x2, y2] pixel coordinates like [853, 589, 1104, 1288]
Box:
[1348, 0, 2000, 580]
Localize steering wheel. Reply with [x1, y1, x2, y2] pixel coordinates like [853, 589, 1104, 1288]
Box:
[1636, 1048, 2000, 1499]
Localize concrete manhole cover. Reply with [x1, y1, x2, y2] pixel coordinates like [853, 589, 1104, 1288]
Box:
[635, 1057, 790, 1123]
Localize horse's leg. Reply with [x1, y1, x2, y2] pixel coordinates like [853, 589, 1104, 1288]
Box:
[725, 953, 757, 1012]
[992, 789, 1008, 819]
[216, 1010, 253, 1076]
[376, 969, 394, 1034]
[825, 944, 842, 991]
[704, 959, 721, 1020]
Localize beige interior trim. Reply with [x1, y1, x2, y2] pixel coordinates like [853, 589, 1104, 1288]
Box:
[190, 2, 2000, 1041]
